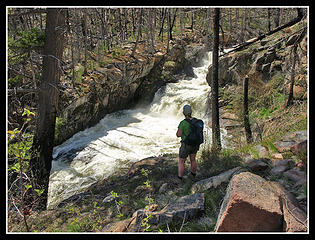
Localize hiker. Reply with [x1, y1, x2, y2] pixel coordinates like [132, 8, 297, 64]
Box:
[176, 104, 203, 181]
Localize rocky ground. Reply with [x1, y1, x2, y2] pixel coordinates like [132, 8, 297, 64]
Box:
[8, 17, 308, 233]
[8, 128, 307, 232]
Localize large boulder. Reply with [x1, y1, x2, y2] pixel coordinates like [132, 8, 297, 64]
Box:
[215, 171, 307, 232]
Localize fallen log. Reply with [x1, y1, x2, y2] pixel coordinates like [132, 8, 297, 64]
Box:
[191, 166, 243, 194]
[222, 9, 304, 56]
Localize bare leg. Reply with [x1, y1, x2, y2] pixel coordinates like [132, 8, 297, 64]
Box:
[178, 158, 186, 177]
[189, 154, 197, 174]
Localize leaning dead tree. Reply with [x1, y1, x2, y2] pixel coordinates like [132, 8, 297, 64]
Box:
[222, 8, 304, 56]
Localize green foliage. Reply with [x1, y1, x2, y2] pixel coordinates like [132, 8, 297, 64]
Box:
[9, 27, 45, 52]
[55, 117, 66, 139]
[66, 202, 103, 232]
[8, 75, 23, 88]
[8, 109, 35, 177]
[140, 168, 154, 232]
[261, 139, 278, 153]
[110, 190, 125, 220]
[7, 108, 35, 174]
[8, 132, 33, 162]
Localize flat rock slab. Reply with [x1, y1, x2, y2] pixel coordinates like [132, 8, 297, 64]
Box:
[123, 193, 205, 231]
[160, 192, 205, 224]
[274, 131, 307, 153]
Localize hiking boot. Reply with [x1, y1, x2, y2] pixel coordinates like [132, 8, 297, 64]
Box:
[175, 176, 184, 184]
[189, 172, 197, 180]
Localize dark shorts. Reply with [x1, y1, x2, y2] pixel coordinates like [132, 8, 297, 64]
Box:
[179, 142, 199, 159]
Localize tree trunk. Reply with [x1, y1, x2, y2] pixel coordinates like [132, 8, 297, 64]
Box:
[169, 8, 177, 40]
[274, 8, 280, 28]
[130, 8, 143, 58]
[286, 44, 298, 107]
[30, 8, 65, 210]
[191, 11, 194, 32]
[180, 8, 184, 45]
[211, 8, 221, 152]
[241, 8, 247, 42]
[166, 9, 170, 53]
[147, 8, 155, 54]
[267, 8, 271, 32]
[229, 8, 232, 33]
[83, 9, 88, 75]
[243, 76, 253, 143]
[159, 8, 166, 39]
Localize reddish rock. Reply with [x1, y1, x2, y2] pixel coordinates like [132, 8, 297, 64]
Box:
[215, 172, 283, 232]
[290, 140, 307, 155]
[215, 172, 307, 232]
[274, 131, 307, 153]
[274, 140, 297, 153]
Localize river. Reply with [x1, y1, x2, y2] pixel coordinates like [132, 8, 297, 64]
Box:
[48, 51, 228, 209]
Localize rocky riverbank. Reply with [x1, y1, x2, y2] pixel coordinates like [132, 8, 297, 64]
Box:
[8, 129, 307, 232]
[55, 40, 206, 146]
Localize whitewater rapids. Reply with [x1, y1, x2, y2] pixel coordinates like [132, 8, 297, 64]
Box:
[48, 52, 228, 209]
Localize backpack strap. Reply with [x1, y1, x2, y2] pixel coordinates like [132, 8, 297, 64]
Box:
[184, 118, 196, 125]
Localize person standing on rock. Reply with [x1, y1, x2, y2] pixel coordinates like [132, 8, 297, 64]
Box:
[176, 104, 203, 181]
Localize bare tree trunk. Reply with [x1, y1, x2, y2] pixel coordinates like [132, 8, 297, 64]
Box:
[169, 8, 177, 40]
[159, 8, 166, 40]
[131, 8, 136, 36]
[241, 8, 246, 42]
[243, 76, 253, 143]
[180, 8, 184, 45]
[286, 44, 298, 107]
[147, 8, 155, 54]
[166, 9, 170, 53]
[274, 8, 280, 28]
[30, 8, 65, 210]
[267, 8, 271, 32]
[206, 8, 212, 51]
[83, 9, 88, 75]
[131, 8, 143, 58]
[191, 11, 194, 32]
[211, 8, 221, 152]
[229, 8, 232, 33]
[236, 8, 239, 25]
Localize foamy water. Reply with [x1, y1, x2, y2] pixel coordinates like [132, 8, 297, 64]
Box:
[48, 52, 228, 209]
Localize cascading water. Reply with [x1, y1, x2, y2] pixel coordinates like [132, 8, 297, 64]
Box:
[48, 51, 228, 209]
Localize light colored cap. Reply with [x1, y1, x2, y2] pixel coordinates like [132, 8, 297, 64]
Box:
[183, 104, 192, 116]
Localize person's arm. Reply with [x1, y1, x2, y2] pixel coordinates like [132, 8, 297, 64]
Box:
[176, 129, 182, 137]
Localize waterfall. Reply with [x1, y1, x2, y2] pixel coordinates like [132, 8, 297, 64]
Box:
[47, 51, 228, 209]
